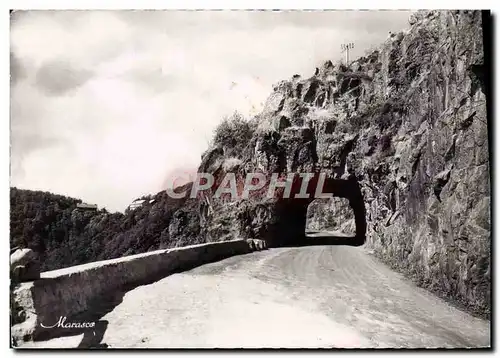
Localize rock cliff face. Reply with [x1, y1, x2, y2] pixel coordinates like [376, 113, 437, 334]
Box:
[191, 10, 490, 316]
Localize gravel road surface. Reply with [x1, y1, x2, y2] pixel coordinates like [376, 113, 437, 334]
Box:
[20, 242, 490, 348]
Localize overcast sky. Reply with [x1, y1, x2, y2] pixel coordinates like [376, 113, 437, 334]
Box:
[10, 10, 412, 212]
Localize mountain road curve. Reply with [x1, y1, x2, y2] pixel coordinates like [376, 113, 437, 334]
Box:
[21, 233, 490, 349]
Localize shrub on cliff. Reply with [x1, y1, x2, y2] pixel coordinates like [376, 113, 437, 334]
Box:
[212, 111, 258, 158]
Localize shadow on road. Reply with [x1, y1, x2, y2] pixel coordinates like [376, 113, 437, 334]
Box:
[32, 267, 183, 347]
[32, 288, 120, 348]
[30, 250, 249, 347]
[281, 231, 365, 247]
[77, 320, 109, 349]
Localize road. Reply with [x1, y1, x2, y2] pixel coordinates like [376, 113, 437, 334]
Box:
[21, 242, 490, 349]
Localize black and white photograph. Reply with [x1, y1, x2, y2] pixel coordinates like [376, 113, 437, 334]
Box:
[9, 6, 492, 350]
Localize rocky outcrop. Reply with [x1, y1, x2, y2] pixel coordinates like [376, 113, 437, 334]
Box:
[11, 248, 40, 282]
[187, 10, 490, 316]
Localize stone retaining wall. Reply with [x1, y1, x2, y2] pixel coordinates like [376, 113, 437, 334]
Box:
[11, 239, 268, 343]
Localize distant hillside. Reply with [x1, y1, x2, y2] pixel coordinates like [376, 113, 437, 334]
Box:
[10, 186, 201, 271]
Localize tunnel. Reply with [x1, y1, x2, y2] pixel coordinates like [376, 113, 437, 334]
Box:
[268, 174, 366, 247]
[306, 197, 355, 234]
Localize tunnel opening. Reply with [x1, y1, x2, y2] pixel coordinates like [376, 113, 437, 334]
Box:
[269, 175, 366, 247]
[306, 197, 356, 236]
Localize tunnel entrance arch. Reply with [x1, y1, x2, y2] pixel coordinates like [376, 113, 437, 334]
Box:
[269, 174, 366, 247]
